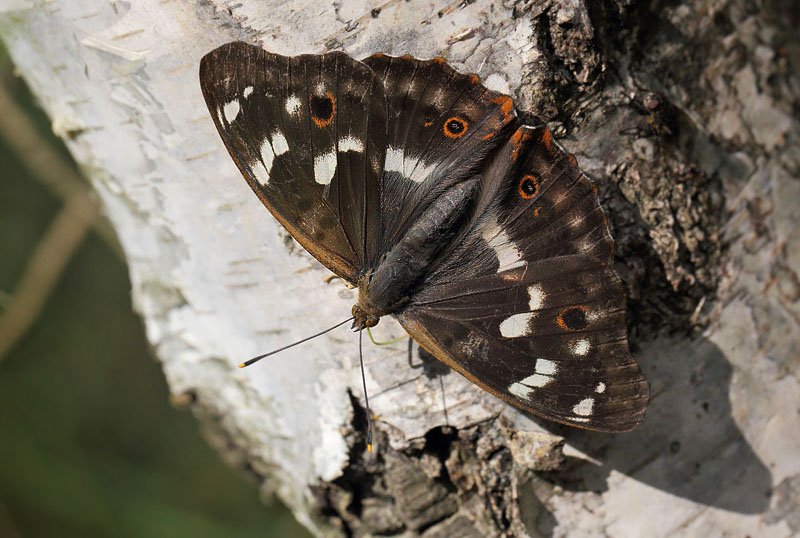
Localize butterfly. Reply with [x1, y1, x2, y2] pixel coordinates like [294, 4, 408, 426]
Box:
[199, 41, 649, 433]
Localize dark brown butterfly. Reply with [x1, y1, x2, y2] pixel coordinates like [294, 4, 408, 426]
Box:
[199, 41, 649, 433]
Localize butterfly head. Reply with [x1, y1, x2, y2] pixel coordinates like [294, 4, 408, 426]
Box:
[351, 304, 380, 331]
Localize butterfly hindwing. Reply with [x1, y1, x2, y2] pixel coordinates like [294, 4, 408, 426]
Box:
[362, 54, 517, 250]
[397, 257, 648, 432]
[200, 42, 388, 281]
[497, 126, 615, 263]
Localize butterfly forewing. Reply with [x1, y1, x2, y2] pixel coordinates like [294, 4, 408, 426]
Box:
[200, 42, 387, 281]
[362, 54, 517, 250]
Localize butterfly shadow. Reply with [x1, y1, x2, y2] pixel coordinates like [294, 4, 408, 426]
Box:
[533, 335, 772, 515]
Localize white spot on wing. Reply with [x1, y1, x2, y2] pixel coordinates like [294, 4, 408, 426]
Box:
[513, 358, 559, 391]
[252, 139, 275, 186]
[385, 146, 404, 173]
[285, 95, 301, 115]
[535, 359, 557, 375]
[338, 136, 364, 152]
[595, 382, 606, 394]
[528, 284, 545, 310]
[570, 339, 591, 356]
[520, 374, 551, 388]
[242, 86, 254, 98]
[383, 146, 435, 183]
[271, 131, 289, 155]
[482, 221, 525, 272]
[509, 382, 533, 400]
[314, 150, 337, 185]
[223, 99, 240, 123]
[572, 398, 594, 417]
[408, 159, 437, 183]
[499, 312, 534, 338]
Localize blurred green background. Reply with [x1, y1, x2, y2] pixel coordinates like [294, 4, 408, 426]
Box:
[0, 43, 311, 538]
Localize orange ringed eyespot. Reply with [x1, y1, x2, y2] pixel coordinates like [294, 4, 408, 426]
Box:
[557, 306, 589, 331]
[518, 174, 539, 199]
[443, 117, 468, 138]
[309, 91, 336, 128]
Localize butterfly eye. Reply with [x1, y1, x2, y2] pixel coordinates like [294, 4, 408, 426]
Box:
[443, 117, 468, 138]
[557, 306, 589, 331]
[518, 174, 539, 199]
[309, 92, 336, 127]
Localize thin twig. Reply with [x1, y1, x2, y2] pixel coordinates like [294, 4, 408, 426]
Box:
[0, 192, 97, 359]
[0, 67, 123, 259]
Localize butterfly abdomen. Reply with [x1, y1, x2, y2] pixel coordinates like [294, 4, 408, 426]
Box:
[358, 176, 481, 319]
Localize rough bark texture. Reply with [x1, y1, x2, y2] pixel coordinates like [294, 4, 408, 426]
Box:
[2, 0, 798, 536]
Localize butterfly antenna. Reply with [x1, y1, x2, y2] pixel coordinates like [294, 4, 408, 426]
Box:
[359, 329, 374, 452]
[239, 316, 354, 368]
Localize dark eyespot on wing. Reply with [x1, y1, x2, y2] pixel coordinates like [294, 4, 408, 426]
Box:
[310, 92, 335, 127]
[443, 117, 468, 138]
[518, 174, 539, 199]
[557, 306, 589, 331]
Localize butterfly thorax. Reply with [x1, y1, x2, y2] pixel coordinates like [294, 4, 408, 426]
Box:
[351, 177, 480, 331]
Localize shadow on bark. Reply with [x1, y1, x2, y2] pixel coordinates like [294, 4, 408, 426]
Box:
[538, 336, 771, 514]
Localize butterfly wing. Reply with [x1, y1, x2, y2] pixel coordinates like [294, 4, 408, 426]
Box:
[361, 54, 517, 251]
[397, 126, 649, 432]
[200, 42, 388, 282]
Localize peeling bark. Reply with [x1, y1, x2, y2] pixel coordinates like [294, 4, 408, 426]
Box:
[2, 0, 798, 536]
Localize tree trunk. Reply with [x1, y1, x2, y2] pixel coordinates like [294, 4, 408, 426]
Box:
[2, 0, 798, 535]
